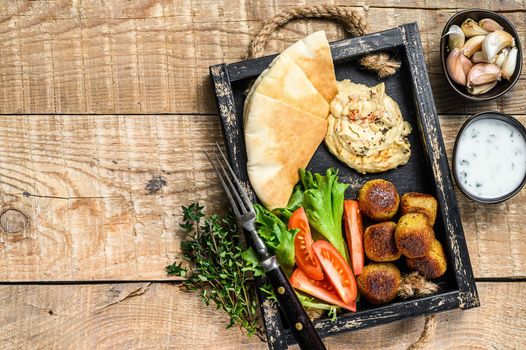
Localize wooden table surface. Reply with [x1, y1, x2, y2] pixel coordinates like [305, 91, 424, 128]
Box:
[0, 1, 524, 349]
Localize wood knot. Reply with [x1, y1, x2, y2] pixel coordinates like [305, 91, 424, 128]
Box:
[145, 175, 167, 194]
[0, 209, 29, 233]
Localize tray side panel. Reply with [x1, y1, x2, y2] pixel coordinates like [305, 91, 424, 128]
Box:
[291, 291, 460, 342]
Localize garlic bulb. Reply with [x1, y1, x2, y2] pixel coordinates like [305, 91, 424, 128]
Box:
[482, 30, 515, 62]
[461, 18, 489, 37]
[479, 18, 503, 32]
[467, 63, 501, 87]
[445, 25, 465, 50]
[501, 47, 518, 80]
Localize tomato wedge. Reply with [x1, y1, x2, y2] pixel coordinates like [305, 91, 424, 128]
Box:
[312, 240, 357, 304]
[290, 268, 356, 312]
[344, 200, 365, 276]
[288, 207, 324, 280]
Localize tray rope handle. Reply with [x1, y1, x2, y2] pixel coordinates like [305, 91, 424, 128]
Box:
[249, 5, 436, 348]
[248, 4, 401, 78]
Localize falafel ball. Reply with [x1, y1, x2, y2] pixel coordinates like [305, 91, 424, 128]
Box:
[364, 222, 401, 262]
[406, 239, 447, 279]
[357, 263, 401, 305]
[400, 192, 438, 226]
[358, 179, 400, 221]
[395, 213, 434, 258]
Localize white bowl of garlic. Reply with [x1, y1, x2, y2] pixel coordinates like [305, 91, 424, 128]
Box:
[440, 9, 522, 101]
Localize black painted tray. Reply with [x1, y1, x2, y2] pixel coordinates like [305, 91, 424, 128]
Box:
[210, 23, 479, 349]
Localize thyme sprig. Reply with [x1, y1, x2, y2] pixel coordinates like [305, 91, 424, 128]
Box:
[166, 203, 265, 340]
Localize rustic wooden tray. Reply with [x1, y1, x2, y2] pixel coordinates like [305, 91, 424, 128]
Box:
[210, 23, 479, 349]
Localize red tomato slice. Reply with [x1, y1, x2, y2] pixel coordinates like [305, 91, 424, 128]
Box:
[344, 200, 365, 276]
[289, 207, 324, 280]
[290, 268, 356, 312]
[312, 240, 357, 304]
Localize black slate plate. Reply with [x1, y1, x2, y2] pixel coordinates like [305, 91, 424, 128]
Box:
[210, 23, 479, 349]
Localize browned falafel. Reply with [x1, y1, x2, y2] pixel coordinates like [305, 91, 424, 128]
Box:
[400, 192, 438, 226]
[357, 263, 401, 305]
[406, 239, 447, 279]
[364, 222, 401, 262]
[395, 213, 434, 258]
[358, 179, 400, 221]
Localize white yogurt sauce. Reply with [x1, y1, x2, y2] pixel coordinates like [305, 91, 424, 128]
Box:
[455, 117, 526, 199]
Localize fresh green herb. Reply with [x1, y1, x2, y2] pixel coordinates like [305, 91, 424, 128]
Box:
[165, 261, 187, 277]
[241, 247, 277, 301]
[254, 203, 297, 275]
[167, 204, 264, 340]
[299, 168, 350, 261]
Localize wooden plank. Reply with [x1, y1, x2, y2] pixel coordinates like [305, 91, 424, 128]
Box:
[0, 282, 523, 349]
[0, 2, 524, 115]
[0, 114, 226, 281]
[0, 114, 523, 281]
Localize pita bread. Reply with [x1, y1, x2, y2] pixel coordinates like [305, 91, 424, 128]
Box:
[281, 31, 338, 103]
[244, 53, 329, 123]
[243, 31, 335, 125]
[245, 92, 327, 209]
[243, 31, 336, 209]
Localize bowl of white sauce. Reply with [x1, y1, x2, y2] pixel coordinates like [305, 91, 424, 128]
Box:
[453, 111, 526, 203]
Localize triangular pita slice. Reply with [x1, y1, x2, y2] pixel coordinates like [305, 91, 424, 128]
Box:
[243, 53, 329, 125]
[281, 31, 338, 103]
[245, 92, 327, 209]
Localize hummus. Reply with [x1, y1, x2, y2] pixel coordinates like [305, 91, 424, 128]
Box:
[325, 80, 412, 173]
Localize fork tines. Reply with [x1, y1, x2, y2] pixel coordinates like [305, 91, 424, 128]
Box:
[204, 143, 254, 217]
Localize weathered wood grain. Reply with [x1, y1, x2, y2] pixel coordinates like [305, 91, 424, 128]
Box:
[0, 282, 523, 349]
[0, 114, 227, 281]
[0, 114, 523, 281]
[0, 1, 524, 115]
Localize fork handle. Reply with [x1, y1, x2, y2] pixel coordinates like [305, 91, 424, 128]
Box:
[265, 265, 326, 350]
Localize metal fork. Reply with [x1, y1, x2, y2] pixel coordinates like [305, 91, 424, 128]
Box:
[205, 143, 326, 350]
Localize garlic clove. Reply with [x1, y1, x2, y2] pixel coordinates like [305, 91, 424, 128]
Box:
[471, 50, 488, 63]
[482, 30, 515, 62]
[501, 47, 518, 80]
[446, 48, 469, 86]
[467, 80, 498, 95]
[494, 48, 509, 68]
[462, 35, 486, 58]
[461, 18, 489, 37]
[445, 25, 465, 50]
[479, 18, 504, 32]
[467, 63, 502, 87]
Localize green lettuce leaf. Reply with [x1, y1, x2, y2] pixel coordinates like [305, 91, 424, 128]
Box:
[299, 168, 349, 261]
[241, 247, 264, 277]
[296, 293, 340, 321]
[254, 203, 297, 274]
[273, 184, 304, 221]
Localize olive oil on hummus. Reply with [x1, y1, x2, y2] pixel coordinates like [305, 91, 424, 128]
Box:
[325, 80, 412, 173]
